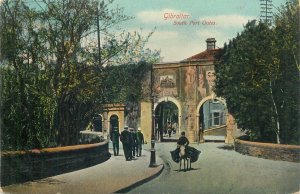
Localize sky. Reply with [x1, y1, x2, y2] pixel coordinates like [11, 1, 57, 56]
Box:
[112, 0, 287, 62]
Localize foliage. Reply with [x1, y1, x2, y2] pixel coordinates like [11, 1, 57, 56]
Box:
[0, 0, 159, 150]
[215, 0, 299, 144]
[272, 0, 300, 144]
[102, 61, 152, 129]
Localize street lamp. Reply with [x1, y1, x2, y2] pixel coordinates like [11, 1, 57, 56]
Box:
[149, 64, 157, 167]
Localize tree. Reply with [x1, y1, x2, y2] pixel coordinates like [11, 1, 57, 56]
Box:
[215, 0, 299, 144]
[272, 0, 300, 144]
[0, 0, 160, 149]
[1, 0, 57, 150]
[101, 61, 152, 129]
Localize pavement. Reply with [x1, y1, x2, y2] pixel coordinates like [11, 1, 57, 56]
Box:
[1, 142, 164, 194]
[131, 142, 300, 194]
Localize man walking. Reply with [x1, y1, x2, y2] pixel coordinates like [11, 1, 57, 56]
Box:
[136, 128, 144, 157]
[111, 127, 120, 156]
[120, 126, 131, 161]
[129, 128, 137, 159]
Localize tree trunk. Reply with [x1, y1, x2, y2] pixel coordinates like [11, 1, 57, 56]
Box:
[269, 80, 281, 144]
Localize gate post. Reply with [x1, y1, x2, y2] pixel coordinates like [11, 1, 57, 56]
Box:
[225, 113, 236, 144]
[140, 102, 152, 143]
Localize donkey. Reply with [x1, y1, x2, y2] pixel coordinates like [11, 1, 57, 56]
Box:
[178, 145, 191, 171]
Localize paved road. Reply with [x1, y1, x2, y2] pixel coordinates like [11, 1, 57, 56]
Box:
[1, 144, 164, 194]
[130, 142, 300, 194]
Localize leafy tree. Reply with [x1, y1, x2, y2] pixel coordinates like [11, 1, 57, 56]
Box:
[215, 0, 299, 144]
[0, 0, 159, 149]
[272, 0, 300, 144]
[102, 61, 152, 129]
[1, 0, 57, 150]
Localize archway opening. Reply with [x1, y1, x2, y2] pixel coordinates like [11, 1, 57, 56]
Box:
[110, 115, 119, 132]
[92, 115, 102, 132]
[198, 99, 227, 142]
[155, 101, 179, 142]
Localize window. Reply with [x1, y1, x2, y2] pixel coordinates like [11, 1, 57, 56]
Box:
[213, 112, 220, 126]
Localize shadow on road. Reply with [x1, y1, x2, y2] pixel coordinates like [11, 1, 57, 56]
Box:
[173, 168, 201, 172]
[217, 144, 234, 151]
[23, 178, 65, 185]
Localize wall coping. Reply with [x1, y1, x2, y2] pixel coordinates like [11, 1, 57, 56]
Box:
[235, 139, 300, 150]
[1, 140, 109, 157]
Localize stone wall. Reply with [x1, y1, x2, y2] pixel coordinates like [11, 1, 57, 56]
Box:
[1, 140, 110, 186]
[235, 138, 300, 162]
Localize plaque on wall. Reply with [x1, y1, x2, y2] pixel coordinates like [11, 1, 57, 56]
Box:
[160, 75, 176, 88]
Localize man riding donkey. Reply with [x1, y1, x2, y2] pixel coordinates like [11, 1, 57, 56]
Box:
[177, 131, 189, 150]
[171, 131, 201, 171]
[176, 131, 191, 171]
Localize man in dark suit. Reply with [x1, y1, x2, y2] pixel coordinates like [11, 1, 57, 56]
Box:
[111, 127, 120, 156]
[120, 126, 131, 161]
[136, 128, 144, 157]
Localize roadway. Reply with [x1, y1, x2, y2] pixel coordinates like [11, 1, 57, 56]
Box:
[130, 142, 300, 194]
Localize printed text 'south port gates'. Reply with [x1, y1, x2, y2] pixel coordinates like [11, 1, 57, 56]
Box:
[163, 12, 216, 26]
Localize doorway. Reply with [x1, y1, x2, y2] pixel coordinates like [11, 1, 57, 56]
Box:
[155, 101, 179, 142]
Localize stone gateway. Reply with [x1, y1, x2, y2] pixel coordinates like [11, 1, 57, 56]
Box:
[140, 38, 240, 143]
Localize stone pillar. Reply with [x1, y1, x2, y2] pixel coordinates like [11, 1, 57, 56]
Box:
[187, 103, 196, 143]
[225, 113, 236, 144]
[140, 102, 152, 143]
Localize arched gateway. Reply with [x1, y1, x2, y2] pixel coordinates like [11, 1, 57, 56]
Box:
[140, 38, 239, 143]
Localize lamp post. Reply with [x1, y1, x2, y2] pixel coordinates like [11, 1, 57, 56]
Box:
[149, 64, 156, 167]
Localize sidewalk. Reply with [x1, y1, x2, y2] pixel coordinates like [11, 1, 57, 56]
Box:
[2, 144, 164, 194]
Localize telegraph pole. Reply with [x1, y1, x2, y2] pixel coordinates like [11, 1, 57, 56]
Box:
[260, 0, 273, 24]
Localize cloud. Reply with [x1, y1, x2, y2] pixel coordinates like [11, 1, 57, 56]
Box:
[200, 14, 256, 29]
[137, 9, 191, 23]
[145, 30, 205, 62]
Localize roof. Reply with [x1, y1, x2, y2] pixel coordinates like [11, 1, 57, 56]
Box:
[181, 48, 222, 62]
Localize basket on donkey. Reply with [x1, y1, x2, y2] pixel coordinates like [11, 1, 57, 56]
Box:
[170, 146, 201, 163]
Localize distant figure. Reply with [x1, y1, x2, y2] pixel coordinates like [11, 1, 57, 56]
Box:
[167, 122, 172, 138]
[120, 126, 131, 161]
[111, 127, 120, 156]
[198, 123, 204, 144]
[155, 126, 160, 141]
[136, 128, 144, 157]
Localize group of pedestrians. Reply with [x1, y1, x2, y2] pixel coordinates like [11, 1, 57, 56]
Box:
[111, 126, 144, 161]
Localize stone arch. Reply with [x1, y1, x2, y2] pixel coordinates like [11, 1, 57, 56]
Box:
[108, 113, 120, 132]
[196, 94, 227, 112]
[196, 94, 228, 143]
[154, 96, 182, 137]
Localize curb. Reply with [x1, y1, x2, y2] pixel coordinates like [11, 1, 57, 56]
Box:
[114, 162, 164, 193]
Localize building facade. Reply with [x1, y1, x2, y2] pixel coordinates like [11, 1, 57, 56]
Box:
[140, 38, 238, 143]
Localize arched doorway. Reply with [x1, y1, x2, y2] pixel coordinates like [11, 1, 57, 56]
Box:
[197, 96, 227, 143]
[93, 115, 103, 132]
[110, 115, 119, 134]
[154, 100, 179, 142]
